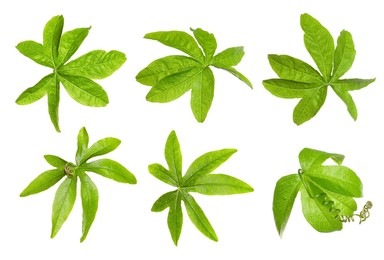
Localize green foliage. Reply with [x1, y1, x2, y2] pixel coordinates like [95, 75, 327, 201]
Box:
[273, 148, 364, 237]
[137, 28, 252, 123]
[20, 127, 136, 242]
[263, 13, 375, 125]
[149, 131, 253, 245]
[16, 15, 126, 132]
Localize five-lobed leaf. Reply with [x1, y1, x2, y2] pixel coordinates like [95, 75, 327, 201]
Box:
[138, 28, 251, 123]
[263, 13, 375, 125]
[150, 131, 252, 245]
[273, 148, 365, 237]
[21, 127, 136, 242]
[16, 15, 126, 132]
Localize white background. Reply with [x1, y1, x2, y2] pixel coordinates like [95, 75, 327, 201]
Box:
[0, 0, 382, 259]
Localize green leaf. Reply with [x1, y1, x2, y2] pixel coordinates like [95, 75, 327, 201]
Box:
[148, 163, 177, 186]
[76, 127, 89, 165]
[293, 87, 327, 125]
[332, 86, 357, 120]
[299, 148, 344, 172]
[83, 159, 136, 184]
[59, 75, 109, 107]
[58, 50, 126, 79]
[151, 191, 177, 212]
[136, 55, 201, 86]
[300, 13, 334, 81]
[16, 15, 130, 131]
[186, 174, 253, 195]
[168, 191, 183, 245]
[181, 191, 217, 242]
[182, 149, 237, 185]
[79, 172, 99, 242]
[191, 28, 217, 62]
[212, 47, 244, 68]
[145, 31, 205, 62]
[16, 74, 53, 105]
[300, 186, 342, 232]
[264, 14, 374, 125]
[16, 41, 53, 68]
[263, 79, 322, 99]
[51, 176, 77, 238]
[272, 174, 302, 236]
[44, 155, 68, 169]
[43, 15, 64, 65]
[215, 66, 252, 88]
[57, 27, 90, 66]
[332, 30, 355, 80]
[146, 67, 204, 103]
[190, 66, 214, 122]
[326, 190, 357, 216]
[165, 131, 182, 183]
[20, 169, 66, 197]
[331, 78, 375, 91]
[305, 165, 363, 197]
[80, 137, 120, 164]
[267, 54, 323, 83]
[47, 76, 61, 132]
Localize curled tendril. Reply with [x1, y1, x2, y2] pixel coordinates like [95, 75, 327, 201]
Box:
[297, 169, 372, 224]
[64, 162, 76, 178]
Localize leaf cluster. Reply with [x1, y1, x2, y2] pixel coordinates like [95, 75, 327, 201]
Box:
[16, 15, 126, 132]
[273, 148, 363, 236]
[263, 13, 375, 125]
[20, 127, 136, 242]
[149, 131, 253, 245]
[136, 28, 252, 123]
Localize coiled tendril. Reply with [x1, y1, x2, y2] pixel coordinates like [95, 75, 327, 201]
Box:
[298, 169, 372, 224]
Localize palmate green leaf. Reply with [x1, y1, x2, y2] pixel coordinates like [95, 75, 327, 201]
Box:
[20, 169, 66, 197]
[150, 131, 252, 245]
[79, 172, 99, 242]
[16, 15, 126, 132]
[263, 13, 375, 125]
[136, 55, 201, 86]
[51, 176, 77, 238]
[138, 28, 251, 123]
[273, 174, 302, 237]
[20, 127, 136, 241]
[273, 147, 366, 237]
